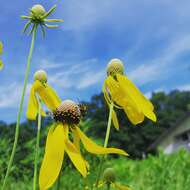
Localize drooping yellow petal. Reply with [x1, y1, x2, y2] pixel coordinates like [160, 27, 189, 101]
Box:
[65, 139, 88, 177]
[0, 41, 3, 55]
[103, 82, 120, 130]
[113, 182, 132, 190]
[105, 77, 124, 106]
[26, 84, 38, 120]
[117, 74, 157, 122]
[72, 128, 90, 170]
[0, 60, 4, 70]
[39, 124, 65, 190]
[75, 127, 128, 156]
[32, 80, 61, 112]
[26, 84, 47, 120]
[105, 76, 144, 125]
[112, 109, 119, 130]
[123, 103, 144, 125]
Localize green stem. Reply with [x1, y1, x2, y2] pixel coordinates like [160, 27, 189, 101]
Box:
[107, 184, 111, 190]
[2, 25, 37, 190]
[33, 97, 42, 190]
[56, 169, 62, 190]
[94, 102, 114, 188]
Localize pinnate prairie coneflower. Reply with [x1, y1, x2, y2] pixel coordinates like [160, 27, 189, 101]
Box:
[27, 70, 61, 120]
[35, 99, 128, 190]
[98, 168, 132, 190]
[21, 4, 63, 36]
[2, 5, 63, 190]
[103, 58, 157, 128]
[0, 41, 4, 70]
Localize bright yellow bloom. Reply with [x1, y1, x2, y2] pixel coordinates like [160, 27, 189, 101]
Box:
[38, 100, 128, 190]
[0, 41, 4, 70]
[103, 59, 157, 128]
[26, 70, 61, 120]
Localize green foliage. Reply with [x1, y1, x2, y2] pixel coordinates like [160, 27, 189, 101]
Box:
[0, 149, 190, 190]
[84, 90, 190, 158]
[0, 90, 190, 189]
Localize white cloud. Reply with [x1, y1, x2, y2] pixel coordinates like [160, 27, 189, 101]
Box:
[77, 71, 104, 89]
[0, 82, 31, 108]
[128, 64, 159, 85]
[47, 58, 104, 89]
[127, 34, 190, 85]
[176, 84, 190, 91]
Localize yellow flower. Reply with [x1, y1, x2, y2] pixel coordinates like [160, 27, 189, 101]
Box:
[103, 58, 157, 128]
[26, 70, 61, 120]
[39, 100, 128, 190]
[0, 41, 4, 70]
[98, 168, 132, 190]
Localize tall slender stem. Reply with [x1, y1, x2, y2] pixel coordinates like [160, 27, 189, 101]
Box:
[56, 169, 62, 190]
[2, 25, 37, 190]
[95, 102, 114, 188]
[33, 97, 42, 190]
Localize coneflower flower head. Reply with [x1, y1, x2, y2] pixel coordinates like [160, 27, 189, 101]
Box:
[103, 168, 116, 184]
[34, 69, 48, 83]
[107, 58, 124, 76]
[103, 58, 157, 127]
[30, 4, 46, 19]
[54, 100, 81, 125]
[99, 168, 132, 190]
[21, 4, 63, 36]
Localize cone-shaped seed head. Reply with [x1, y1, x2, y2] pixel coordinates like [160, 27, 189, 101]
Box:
[54, 100, 81, 125]
[107, 58, 124, 76]
[103, 168, 116, 184]
[31, 4, 46, 17]
[34, 70, 48, 83]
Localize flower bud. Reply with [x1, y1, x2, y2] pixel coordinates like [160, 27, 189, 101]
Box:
[107, 58, 124, 76]
[103, 168, 116, 184]
[31, 4, 46, 17]
[54, 100, 81, 125]
[34, 70, 48, 83]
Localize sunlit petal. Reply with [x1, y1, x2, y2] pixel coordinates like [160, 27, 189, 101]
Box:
[72, 129, 90, 170]
[103, 82, 120, 130]
[123, 104, 144, 125]
[65, 139, 88, 177]
[33, 80, 61, 111]
[117, 74, 157, 122]
[26, 84, 38, 120]
[112, 109, 119, 130]
[39, 124, 65, 190]
[75, 127, 128, 156]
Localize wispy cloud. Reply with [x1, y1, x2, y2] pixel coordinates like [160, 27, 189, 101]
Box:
[0, 82, 31, 108]
[127, 34, 190, 86]
[47, 58, 104, 89]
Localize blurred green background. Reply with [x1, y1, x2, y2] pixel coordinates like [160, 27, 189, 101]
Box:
[0, 90, 190, 189]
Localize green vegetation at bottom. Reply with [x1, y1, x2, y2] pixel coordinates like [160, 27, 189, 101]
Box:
[1, 149, 190, 190]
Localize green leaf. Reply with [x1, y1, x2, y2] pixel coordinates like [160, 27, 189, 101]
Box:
[42, 5, 57, 19]
[45, 24, 59, 28]
[44, 19, 64, 23]
[22, 21, 31, 33]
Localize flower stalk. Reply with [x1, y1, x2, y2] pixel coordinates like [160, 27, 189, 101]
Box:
[2, 25, 37, 190]
[95, 101, 114, 188]
[33, 96, 42, 190]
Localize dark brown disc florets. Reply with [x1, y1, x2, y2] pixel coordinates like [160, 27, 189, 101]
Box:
[53, 100, 82, 125]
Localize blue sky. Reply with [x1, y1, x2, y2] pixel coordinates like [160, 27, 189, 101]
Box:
[0, 0, 190, 123]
